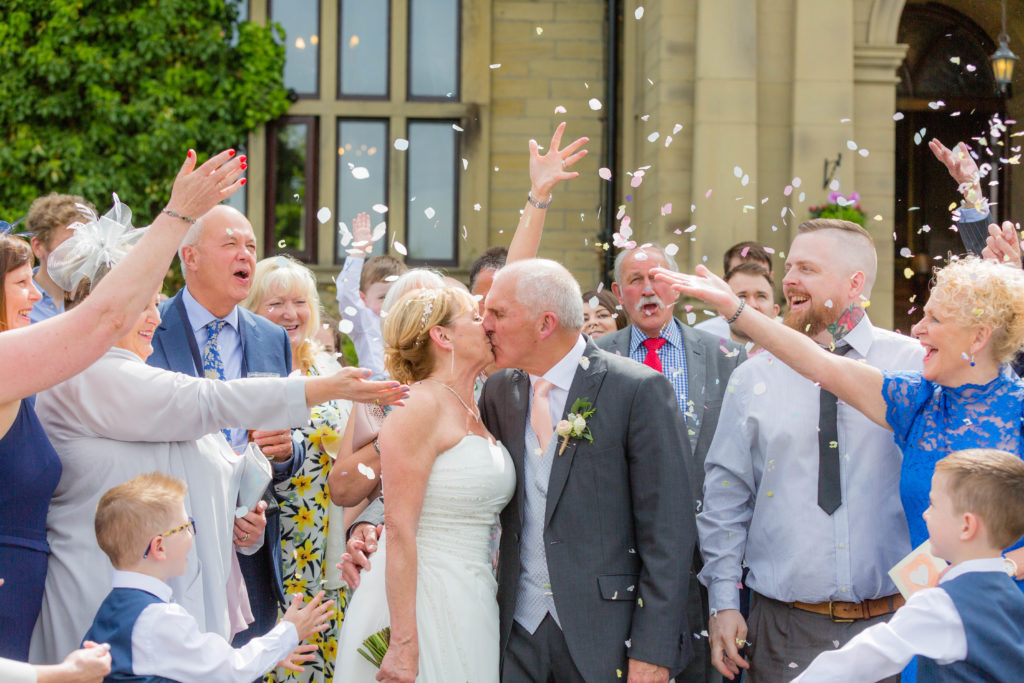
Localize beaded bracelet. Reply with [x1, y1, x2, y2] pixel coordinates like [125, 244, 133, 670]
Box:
[725, 299, 746, 325]
[527, 191, 552, 209]
[161, 208, 197, 224]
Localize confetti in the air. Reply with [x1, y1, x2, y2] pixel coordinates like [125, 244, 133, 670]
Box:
[635, 6, 644, 19]
[372, 203, 388, 214]
[489, 64, 501, 69]
[394, 241, 408, 255]
[394, 138, 409, 151]
[554, 105, 567, 114]
[599, 167, 613, 180]
[316, 207, 332, 224]
[588, 98, 603, 111]
[339, 319, 354, 334]
[665, 243, 679, 256]
[661, 203, 673, 216]
[424, 207, 436, 220]
[351, 166, 370, 179]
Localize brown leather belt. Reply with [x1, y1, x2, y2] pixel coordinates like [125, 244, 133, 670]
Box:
[788, 594, 906, 622]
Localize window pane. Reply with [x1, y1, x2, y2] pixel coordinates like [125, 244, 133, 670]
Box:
[271, 122, 311, 254]
[408, 0, 458, 99]
[336, 120, 388, 262]
[406, 121, 457, 262]
[338, 0, 388, 96]
[271, 0, 319, 95]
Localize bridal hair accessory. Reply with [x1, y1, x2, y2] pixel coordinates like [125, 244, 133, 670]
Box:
[47, 193, 146, 292]
[555, 397, 595, 455]
[0, 215, 28, 237]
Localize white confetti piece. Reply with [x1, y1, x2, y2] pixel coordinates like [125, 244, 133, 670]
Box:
[372, 203, 388, 214]
[316, 206, 332, 224]
[859, 148, 869, 157]
[473, 203, 482, 211]
[599, 167, 612, 180]
[337, 222, 352, 246]
[277, 239, 287, 248]
[357, 463, 376, 480]
[351, 166, 370, 179]
[846, 140, 858, 150]
[733, 166, 743, 178]
[792, 176, 802, 187]
[371, 222, 386, 242]
[424, 207, 436, 219]
[344, 306, 357, 316]
[452, 123, 464, 132]
[536, 26, 543, 35]
[579, 356, 590, 370]
[753, 382, 766, 395]
[635, 6, 644, 19]
[462, 158, 468, 170]
[338, 319, 354, 334]
[394, 240, 407, 255]
[672, 123, 682, 134]
[647, 131, 659, 142]
[554, 105, 567, 114]
[588, 98, 603, 110]
[489, 63, 501, 69]
[394, 138, 409, 151]
[665, 243, 679, 256]
[824, 299, 833, 308]
[893, 112, 905, 121]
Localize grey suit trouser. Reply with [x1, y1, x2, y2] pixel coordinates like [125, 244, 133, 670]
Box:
[746, 593, 900, 683]
[503, 614, 586, 683]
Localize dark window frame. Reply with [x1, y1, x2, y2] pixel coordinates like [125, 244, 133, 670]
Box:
[265, 115, 319, 263]
[334, 117, 391, 265]
[404, 118, 460, 268]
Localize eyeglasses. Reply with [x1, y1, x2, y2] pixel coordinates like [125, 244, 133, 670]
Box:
[143, 516, 197, 558]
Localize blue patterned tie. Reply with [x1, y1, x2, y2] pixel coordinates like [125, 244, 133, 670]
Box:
[203, 320, 231, 443]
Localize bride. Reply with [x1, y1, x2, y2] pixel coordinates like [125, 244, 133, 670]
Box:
[334, 285, 514, 682]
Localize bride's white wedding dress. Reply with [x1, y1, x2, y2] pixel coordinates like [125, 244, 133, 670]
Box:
[334, 435, 514, 682]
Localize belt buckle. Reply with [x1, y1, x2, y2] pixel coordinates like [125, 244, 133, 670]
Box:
[828, 601, 855, 623]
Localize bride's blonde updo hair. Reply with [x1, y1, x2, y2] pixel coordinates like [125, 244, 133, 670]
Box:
[383, 285, 477, 384]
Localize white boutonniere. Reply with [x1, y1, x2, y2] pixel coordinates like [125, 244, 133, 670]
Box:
[555, 397, 595, 455]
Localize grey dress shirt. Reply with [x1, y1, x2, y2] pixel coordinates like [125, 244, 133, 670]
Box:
[698, 316, 924, 612]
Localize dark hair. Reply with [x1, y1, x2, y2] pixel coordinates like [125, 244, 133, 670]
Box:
[582, 288, 627, 330]
[723, 241, 772, 275]
[469, 246, 507, 292]
[724, 262, 773, 289]
[0, 235, 34, 331]
[26, 193, 94, 251]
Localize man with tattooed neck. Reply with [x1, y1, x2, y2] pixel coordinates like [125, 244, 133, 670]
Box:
[696, 219, 923, 682]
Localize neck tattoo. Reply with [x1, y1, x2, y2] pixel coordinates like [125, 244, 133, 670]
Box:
[422, 378, 481, 423]
[826, 304, 865, 344]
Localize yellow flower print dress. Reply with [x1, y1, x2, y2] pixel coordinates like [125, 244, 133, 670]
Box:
[266, 359, 353, 683]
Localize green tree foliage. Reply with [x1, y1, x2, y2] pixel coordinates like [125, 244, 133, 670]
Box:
[0, 0, 289, 224]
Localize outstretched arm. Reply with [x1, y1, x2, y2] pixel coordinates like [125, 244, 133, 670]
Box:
[652, 265, 890, 429]
[0, 149, 245, 405]
[506, 122, 588, 263]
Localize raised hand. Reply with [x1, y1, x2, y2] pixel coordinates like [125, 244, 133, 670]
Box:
[982, 221, 1023, 268]
[164, 149, 247, 222]
[333, 367, 408, 405]
[352, 212, 373, 254]
[709, 609, 751, 680]
[651, 265, 741, 317]
[282, 591, 334, 642]
[928, 139, 983, 202]
[530, 122, 589, 202]
[277, 643, 319, 673]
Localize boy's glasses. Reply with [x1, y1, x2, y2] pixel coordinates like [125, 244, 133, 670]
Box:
[143, 516, 197, 558]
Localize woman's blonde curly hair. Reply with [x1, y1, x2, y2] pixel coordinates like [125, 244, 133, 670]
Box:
[931, 256, 1024, 363]
[382, 285, 477, 385]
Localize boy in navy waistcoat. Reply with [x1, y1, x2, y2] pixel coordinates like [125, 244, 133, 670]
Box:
[795, 448, 1024, 682]
[82, 472, 333, 682]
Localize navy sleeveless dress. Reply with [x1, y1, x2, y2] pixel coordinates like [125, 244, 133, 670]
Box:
[0, 396, 62, 660]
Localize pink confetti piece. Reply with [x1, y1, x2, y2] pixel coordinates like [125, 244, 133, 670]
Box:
[599, 167, 612, 180]
[554, 105, 567, 114]
[661, 203, 672, 216]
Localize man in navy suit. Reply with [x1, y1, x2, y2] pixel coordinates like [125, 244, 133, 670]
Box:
[148, 204, 300, 649]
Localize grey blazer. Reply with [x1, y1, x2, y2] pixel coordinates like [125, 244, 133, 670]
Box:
[481, 339, 696, 679]
[596, 319, 745, 497]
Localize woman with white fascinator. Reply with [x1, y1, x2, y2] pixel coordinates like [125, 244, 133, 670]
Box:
[28, 196, 408, 667]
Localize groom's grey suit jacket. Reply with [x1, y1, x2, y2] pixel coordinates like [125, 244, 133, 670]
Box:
[480, 338, 696, 679]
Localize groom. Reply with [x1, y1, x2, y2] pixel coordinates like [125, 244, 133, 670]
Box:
[480, 259, 696, 681]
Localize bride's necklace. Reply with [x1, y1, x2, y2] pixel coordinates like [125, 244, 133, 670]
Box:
[422, 378, 481, 423]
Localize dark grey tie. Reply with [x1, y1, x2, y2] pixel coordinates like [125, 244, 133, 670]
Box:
[818, 343, 852, 515]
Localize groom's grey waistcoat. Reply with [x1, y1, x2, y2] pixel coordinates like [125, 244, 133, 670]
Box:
[480, 338, 697, 680]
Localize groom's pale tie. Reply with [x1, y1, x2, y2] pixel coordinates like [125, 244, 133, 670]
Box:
[530, 379, 554, 454]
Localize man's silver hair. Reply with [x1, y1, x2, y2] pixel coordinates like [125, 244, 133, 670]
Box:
[176, 215, 206, 263]
[497, 259, 584, 331]
[380, 267, 446, 315]
[613, 243, 678, 284]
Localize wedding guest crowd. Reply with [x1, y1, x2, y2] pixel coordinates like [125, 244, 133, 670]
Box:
[4, 122, 1024, 683]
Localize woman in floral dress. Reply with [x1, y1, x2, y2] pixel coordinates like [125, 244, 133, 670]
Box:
[244, 256, 352, 682]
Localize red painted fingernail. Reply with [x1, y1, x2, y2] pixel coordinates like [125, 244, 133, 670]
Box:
[228, 149, 236, 157]
[240, 162, 247, 170]
[240, 178, 247, 186]
[187, 149, 194, 158]
[239, 155, 247, 163]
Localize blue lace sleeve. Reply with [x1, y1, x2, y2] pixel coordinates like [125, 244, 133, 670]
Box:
[882, 371, 931, 450]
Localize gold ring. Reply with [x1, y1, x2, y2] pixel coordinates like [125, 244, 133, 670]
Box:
[374, 398, 381, 406]
[735, 638, 745, 646]
[242, 533, 250, 542]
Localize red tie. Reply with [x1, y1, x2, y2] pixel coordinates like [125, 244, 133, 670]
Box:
[642, 337, 667, 373]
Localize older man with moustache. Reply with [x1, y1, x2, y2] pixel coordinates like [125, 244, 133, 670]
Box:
[597, 243, 744, 683]
[659, 220, 923, 682]
[148, 204, 299, 649]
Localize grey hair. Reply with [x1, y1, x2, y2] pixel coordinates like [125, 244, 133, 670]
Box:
[177, 216, 206, 263]
[380, 267, 447, 315]
[613, 243, 678, 285]
[497, 259, 584, 331]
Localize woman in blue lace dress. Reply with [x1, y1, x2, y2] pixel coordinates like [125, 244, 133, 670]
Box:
[655, 255, 1024, 585]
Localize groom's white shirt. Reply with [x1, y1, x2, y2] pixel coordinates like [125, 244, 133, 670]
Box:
[528, 334, 587, 424]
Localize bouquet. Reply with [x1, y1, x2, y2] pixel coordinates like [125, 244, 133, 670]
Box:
[357, 627, 391, 668]
[808, 191, 868, 226]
